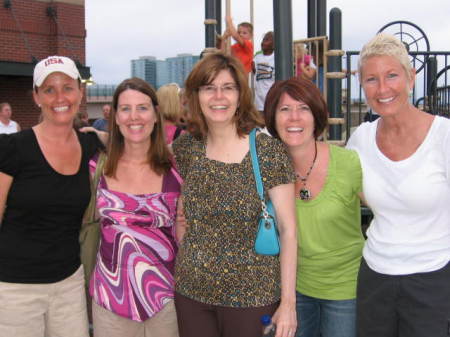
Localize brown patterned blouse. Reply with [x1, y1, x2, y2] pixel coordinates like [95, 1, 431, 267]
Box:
[172, 132, 295, 307]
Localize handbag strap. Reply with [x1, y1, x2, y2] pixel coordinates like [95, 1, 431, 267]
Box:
[85, 152, 107, 223]
[249, 128, 265, 201]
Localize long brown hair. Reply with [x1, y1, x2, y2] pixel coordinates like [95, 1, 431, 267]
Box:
[184, 52, 263, 140]
[104, 77, 171, 177]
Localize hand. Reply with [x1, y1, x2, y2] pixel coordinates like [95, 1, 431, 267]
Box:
[300, 63, 316, 80]
[271, 301, 297, 337]
[223, 28, 232, 38]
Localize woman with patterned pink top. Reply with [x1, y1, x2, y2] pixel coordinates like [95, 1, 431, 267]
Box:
[89, 77, 181, 337]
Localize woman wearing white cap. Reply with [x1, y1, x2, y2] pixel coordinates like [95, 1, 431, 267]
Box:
[0, 56, 103, 337]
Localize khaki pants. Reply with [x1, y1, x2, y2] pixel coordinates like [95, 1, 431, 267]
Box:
[0, 265, 89, 337]
[92, 300, 179, 337]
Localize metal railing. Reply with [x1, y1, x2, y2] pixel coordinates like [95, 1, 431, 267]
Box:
[87, 84, 117, 99]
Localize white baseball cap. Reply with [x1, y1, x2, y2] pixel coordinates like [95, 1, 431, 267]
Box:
[33, 56, 82, 88]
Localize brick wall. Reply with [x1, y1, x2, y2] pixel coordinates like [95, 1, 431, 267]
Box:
[0, 75, 39, 127]
[0, 0, 86, 129]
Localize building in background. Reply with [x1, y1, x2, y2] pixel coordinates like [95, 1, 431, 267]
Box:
[88, 53, 200, 119]
[0, 0, 90, 129]
[166, 54, 199, 87]
[131, 54, 199, 89]
[156, 60, 169, 88]
[131, 56, 157, 88]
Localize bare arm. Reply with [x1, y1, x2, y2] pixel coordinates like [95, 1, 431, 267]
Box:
[16, 123, 21, 132]
[268, 183, 298, 337]
[0, 172, 13, 223]
[175, 196, 187, 243]
[225, 15, 245, 46]
[359, 192, 368, 206]
[217, 31, 231, 52]
[79, 126, 108, 146]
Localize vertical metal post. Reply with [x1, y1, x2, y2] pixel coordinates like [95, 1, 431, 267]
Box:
[307, 0, 316, 38]
[426, 57, 437, 95]
[327, 7, 342, 140]
[316, 0, 326, 96]
[205, 0, 216, 48]
[345, 52, 352, 141]
[426, 56, 437, 113]
[250, 0, 254, 29]
[273, 0, 293, 80]
[316, 0, 326, 36]
[225, 0, 231, 52]
[215, 0, 222, 35]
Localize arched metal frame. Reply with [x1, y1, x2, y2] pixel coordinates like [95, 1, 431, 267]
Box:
[427, 64, 450, 116]
[378, 20, 430, 73]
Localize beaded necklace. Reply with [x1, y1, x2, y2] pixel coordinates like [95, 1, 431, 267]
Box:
[296, 141, 317, 200]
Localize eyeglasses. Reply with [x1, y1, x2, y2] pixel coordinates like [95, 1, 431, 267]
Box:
[199, 84, 238, 95]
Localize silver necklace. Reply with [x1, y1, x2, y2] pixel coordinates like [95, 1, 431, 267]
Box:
[296, 141, 317, 200]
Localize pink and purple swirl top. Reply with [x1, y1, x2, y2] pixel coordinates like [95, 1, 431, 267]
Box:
[89, 157, 181, 322]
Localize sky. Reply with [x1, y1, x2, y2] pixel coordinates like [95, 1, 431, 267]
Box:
[85, 0, 450, 85]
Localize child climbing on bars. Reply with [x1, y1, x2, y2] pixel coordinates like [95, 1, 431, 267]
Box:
[218, 15, 254, 75]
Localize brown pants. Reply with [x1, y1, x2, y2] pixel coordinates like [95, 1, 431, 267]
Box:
[174, 292, 278, 337]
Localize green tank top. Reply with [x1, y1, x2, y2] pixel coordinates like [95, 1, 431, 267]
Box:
[296, 145, 364, 300]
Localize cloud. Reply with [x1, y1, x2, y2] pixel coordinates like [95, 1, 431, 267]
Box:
[86, 0, 450, 84]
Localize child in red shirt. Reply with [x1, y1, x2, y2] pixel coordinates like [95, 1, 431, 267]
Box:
[219, 16, 254, 75]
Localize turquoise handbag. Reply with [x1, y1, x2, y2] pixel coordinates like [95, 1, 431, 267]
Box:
[249, 128, 280, 256]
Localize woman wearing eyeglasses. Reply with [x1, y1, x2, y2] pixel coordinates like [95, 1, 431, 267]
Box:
[172, 52, 298, 337]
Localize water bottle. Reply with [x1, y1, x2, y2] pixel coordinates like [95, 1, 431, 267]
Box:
[261, 314, 276, 337]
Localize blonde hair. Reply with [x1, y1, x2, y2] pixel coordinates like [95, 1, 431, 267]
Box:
[359, 33, 413, 81]
[295, 43, 306, 56]
[156, 83, 182, 124]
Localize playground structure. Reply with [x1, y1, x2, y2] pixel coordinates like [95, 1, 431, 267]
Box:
[203, 1, 450, 145]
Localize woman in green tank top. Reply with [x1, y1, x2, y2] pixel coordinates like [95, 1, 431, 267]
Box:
[264, 78, 364, 337]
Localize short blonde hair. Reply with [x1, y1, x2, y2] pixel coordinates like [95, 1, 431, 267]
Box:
[157, 83, 182, 124]
[358, 33, 413, 81]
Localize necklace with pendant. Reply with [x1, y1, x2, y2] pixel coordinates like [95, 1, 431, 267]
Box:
[296, 141, 317, 201]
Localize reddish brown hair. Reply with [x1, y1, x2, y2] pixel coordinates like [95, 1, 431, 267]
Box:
[264, 77, 328, 139]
